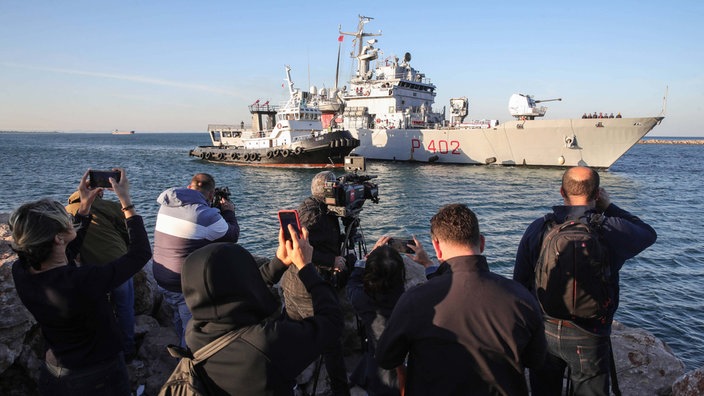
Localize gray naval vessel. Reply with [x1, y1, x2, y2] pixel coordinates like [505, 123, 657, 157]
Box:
[329, 16, 664, 168]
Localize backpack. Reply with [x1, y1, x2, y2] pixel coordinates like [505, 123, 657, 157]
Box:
[534, 214, 613, 322]
[158, 327, 247, 396]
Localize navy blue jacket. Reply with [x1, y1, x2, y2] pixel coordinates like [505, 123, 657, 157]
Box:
[513, 203, 657, 333]
[377, 255, 546, 396]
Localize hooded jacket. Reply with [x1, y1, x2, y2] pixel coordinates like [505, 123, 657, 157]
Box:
[153, 187, 239, 292]
[182, 243, 343, 395]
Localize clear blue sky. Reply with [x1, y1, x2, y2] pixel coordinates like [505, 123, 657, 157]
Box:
[1, 1, 701, 136]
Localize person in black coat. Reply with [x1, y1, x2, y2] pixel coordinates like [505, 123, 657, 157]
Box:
[182, 225, 343, 395]
[347, 241, 406, 395]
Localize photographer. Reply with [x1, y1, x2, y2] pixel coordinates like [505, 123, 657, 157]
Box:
[153, 173, 240, 347]
[279, 170, 351, 395]
[10, 169, 151, 395]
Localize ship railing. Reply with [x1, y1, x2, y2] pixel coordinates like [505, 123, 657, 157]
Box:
[248, 104, 279, 113]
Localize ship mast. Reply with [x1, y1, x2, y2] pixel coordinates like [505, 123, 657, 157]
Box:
[339, 15, 381, 82]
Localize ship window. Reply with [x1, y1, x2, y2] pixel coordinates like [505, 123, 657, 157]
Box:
[222, 131, 232, 138]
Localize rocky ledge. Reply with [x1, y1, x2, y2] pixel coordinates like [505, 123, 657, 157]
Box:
[0, 214, 702, 395]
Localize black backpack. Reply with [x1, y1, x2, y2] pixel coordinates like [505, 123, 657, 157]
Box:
[158, 327, 247, 396]
[534, 214, 613, 321]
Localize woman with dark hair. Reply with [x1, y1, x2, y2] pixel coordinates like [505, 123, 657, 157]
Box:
[347, 238, 408, 396]
[10, 169, 151, 395]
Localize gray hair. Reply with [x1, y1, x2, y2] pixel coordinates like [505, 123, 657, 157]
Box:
[311, 171, 336, 199]
[10, 199, 75, 270]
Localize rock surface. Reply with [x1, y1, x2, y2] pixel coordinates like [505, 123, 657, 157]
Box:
[0, 214, 698, 395]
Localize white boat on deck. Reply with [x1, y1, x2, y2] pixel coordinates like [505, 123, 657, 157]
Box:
[336, 16, 664, 169]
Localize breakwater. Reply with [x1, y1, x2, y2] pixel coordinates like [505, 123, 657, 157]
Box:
[639, 139, 704, 144]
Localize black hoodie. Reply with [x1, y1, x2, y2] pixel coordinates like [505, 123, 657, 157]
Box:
[182, 242, 343, 395]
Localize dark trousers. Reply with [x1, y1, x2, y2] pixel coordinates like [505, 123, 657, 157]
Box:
[530, 319, 611, 396]
[39, 354, 130, 396]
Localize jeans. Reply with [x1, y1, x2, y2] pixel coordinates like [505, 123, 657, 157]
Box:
[112, 278, 135, 355]
[39, 354, 130, 396]
[160, 287, 192, 348]
[529, 319, 611, 396]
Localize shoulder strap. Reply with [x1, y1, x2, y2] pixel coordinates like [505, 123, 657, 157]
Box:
[192, 326, 249, 364]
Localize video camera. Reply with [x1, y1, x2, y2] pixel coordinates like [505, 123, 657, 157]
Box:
[324, 156, 379, 218]
[211, 186, 232, 210]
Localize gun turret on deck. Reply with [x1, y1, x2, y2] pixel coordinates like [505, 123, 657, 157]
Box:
[508, 94, 562, 120]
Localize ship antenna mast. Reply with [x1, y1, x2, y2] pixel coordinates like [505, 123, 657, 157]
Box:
[339, 15, 381, 73]
[660, 85, 668, 116]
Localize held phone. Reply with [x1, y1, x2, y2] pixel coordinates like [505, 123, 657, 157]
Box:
[387, 238, 415, 254]
[278, 210, 302, 241]
[88, 170, 121, 188]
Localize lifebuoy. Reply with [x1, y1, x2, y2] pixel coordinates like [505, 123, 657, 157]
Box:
[294, 146, 303, 155]
[376, 118, 381, 124]
[281, 149, 290, 157]
[276, 123, 282, 129]
[266, 151, 274, 159]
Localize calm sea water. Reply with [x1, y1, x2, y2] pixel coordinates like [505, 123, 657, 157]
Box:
[1, 132, 702, 370]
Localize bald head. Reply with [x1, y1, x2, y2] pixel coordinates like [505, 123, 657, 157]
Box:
[561, 166, 600, 204]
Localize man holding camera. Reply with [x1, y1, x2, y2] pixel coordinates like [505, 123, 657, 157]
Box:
[153, 173, 240, 347]
[280, 170, 351, 395]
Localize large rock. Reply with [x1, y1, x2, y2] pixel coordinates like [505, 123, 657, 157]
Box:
[611, 321, 686, 395]
[672, 367, 704, 396]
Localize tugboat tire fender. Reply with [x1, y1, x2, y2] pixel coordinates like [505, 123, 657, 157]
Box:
[273, 149, 281, 157]
[266, 151, 274, 159]
[294, 146, 303, 155]
[230, 153, 238, 160]
[282, 149, 290, 158]
[200, 152, 206, 159]
[243, 153, 250, 161]
[217, 153, 224, 160]
[255, 153, 261, 161]
[205, 152, 212, 160]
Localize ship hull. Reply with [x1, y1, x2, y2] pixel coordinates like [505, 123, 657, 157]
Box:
[189, 130, 359, 168]
[349, 116, 664, 169]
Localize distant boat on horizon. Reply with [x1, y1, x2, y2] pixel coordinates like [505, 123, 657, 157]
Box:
[112, 129, 135, 135]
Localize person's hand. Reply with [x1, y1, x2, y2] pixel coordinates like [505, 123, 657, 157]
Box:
[219, 199, 235, 213]
[77, 170, 103, 216]
[287, 226, 313, 270]
[370, 235, 392, 254]
[408, 235, 434, 268]
[595, 187, 611, 212]
[333, 256, 347, 272]
[276, 227, 293, 266]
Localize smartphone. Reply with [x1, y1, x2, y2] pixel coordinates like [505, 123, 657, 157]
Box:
[278, 210, 302, 241]
[88, 170, 120, 188]
[387, 238, 415, 254]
